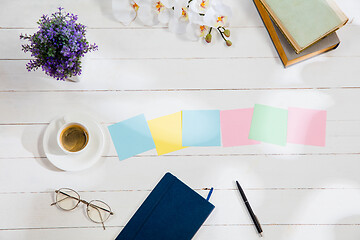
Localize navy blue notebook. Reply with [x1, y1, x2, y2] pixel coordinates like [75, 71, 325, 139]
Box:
[116, 172, 215, 240]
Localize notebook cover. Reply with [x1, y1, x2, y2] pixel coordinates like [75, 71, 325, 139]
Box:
[258, 0, 347, 53]
[254, 0, 340, 67]
[116, 172, 215, 240]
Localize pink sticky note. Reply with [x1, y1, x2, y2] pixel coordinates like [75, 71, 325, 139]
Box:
[287, 107, 327, 146]
[220, 109, 260, 147]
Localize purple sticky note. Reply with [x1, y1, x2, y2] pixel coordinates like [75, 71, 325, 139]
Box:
[287, 107, 327, 146]
[220, 109, 260, 147]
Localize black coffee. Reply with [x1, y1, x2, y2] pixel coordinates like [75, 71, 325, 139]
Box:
[60, 124, 88, 152]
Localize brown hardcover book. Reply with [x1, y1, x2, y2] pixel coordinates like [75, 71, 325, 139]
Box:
[253, 0, 341, 67]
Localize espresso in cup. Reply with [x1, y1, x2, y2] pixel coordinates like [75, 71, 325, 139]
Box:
[59, 124, 89, 153]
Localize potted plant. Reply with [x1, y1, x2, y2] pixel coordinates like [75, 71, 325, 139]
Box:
[20, 7, 98, 81]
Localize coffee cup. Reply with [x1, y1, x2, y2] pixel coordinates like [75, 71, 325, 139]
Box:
[57, 118, 90, 154]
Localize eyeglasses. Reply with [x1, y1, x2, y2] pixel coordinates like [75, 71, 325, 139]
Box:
[51, 188, 114, 230]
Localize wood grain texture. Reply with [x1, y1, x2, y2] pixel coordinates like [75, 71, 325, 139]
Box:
[1, 154, 360, 192]
[3, 26, 359, 60]
[0, 0, 357, 28]
[0, 0, 359, 239]
[0, 90, 358, 124]
[0, 57, 359, 91]
[1, 225, 360, 240]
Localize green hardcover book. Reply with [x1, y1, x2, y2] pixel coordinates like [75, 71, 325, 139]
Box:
[254, 0, 340, 67]
[258, 0, 348, 53]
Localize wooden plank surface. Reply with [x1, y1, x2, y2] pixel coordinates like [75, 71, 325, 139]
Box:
[1, 154, 360, 192]
[0, 0, 358, 28]
[0, 0, 359, 239]
[0, 90, 358, 124]
[1, 225, 360, 240]
[1, 189, 360, 228]
[0, 57, 359, 91]
[2, 26, 359, 60]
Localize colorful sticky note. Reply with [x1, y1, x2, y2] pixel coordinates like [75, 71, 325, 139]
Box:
[220, 109, 260, 147]
[249, 104, 288, 146]
[182, 110, 221, 147]
[148, 112, 187, 155]
[108, 114, 155, 160]
[287, 107, 327, 146]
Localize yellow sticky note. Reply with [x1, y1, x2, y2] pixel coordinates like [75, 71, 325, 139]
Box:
[148, 112, 187, 155]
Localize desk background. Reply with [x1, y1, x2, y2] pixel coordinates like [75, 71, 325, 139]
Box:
[0, 0, 360, 239]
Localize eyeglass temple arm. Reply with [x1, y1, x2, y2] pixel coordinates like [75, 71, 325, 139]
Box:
[52, 190, 114, 215]
[51, 196, 68, 206]
[91, 207, 106, 230]
[50, 190, 79, 206]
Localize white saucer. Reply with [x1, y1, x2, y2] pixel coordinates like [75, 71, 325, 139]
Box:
[43, 113, 105, 171]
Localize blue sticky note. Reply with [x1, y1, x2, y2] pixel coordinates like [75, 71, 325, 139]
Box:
[108, 114, 155, 160]
[182, 110, 221, 146]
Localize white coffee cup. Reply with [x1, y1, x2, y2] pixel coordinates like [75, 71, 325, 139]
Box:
[57, 117, 90, 154]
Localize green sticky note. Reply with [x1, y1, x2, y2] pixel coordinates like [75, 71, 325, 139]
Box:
[249, 104, 288, 146]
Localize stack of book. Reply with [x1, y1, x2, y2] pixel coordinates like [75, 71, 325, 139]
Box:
[253, 0, 348, 67]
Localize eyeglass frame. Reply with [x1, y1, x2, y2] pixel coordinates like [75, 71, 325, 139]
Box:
[51, 188, 114, 230]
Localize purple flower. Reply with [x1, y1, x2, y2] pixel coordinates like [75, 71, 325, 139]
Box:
[20, 8, 98, 81]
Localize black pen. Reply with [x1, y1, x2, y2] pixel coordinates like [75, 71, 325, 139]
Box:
[236, 181, 263, 237]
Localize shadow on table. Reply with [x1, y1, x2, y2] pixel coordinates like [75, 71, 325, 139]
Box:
[21, 123, 62, 172]
[232, 152, 360, 240]
[334, 216, 360, 240]
[95, 0, 117, 22]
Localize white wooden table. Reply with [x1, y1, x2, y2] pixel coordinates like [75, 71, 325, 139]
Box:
[1, 0, 360, 239]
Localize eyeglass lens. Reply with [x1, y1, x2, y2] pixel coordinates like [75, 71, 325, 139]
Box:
[87, 200, 112, 223]
[56, 188, 80, 211]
